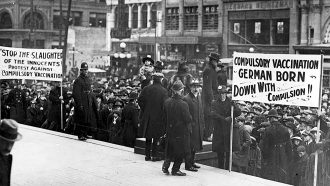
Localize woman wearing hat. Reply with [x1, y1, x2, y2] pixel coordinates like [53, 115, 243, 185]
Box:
[0, 119, 22, 186]
[139, 55, 155, 89]
[260, 109, 292, 184]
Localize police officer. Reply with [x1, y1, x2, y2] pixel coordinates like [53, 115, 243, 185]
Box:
[73, 62, 99, 141]
[5, 80, 27, 123]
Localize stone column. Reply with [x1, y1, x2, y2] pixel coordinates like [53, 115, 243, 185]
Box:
[289, 0, 299, 53]
[179, 0, 184, 35]
[138, 4, 142, 29]
[313, 5, 322, 44]
[147, 3, 151, 28]
[218, 0, 223, 36]
[128, 5, 132, 28]
[197, 0, 203, 35]
[106, 6, 116, 51]
[161, 0, 166, 36]
[300, 7, 308, 45]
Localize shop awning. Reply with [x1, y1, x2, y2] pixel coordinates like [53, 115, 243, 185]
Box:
[139, 36, 222, 45]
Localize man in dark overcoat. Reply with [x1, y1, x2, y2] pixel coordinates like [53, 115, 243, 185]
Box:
[210, 85, 241, 170]
[73, 62, 99, 141]
[260, 109, 292, 184]
[138, 73, 168, 161]
[183, 79, 204, 171]
[48, 81, 68, 131]
[202, 52, 220, 141]
[5, 81, 27, 123]
[154, 60, 168, 89]
[162, 80, 192, 176]
[122, 91, 140, 147]
[0, 119, 22, 186]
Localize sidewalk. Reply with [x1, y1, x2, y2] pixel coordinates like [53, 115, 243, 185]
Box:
[11, 125, 289, 186]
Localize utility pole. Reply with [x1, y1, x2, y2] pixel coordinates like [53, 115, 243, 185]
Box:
[59, 0, 63, 48]
[62, 0, 73, 75]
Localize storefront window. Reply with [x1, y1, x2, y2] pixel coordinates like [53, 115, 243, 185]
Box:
[273, 19, 289, 45]
[89, 12, 106, 27]
[246, 19, 269, 44]
[203, 5, 218, 30]
[229, 20, 246, 44]
[184, 6, 198, 30]
[166, 8, 179, 30]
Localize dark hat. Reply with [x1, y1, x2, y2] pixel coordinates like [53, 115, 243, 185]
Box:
[217, 85, 227, 94]
[142, 55, 154, 65]
[128, 91, 138, 100]
[268, 109, 279, 118]
[171, 80, 185, 91]
[297, 145, 306, 153]
[208, 52, 221, 61]
[80, 62, 88, 70]
[154, 61, 164, 70]
[0, 119, 22, 142]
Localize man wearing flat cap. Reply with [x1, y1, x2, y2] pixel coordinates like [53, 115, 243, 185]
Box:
[260, 109, 292, 184]
[202, 52, 220, 141]
[73, 62, 99, 141]
[0, 119, 22, 186]
[138, 72, 168, 161]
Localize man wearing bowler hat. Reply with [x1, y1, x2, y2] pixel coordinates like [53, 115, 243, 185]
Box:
[202, 52, 220, 141]
[0, 119, 22, 186]
[260, 109, 292, 184]
[73, 62, 99, 141]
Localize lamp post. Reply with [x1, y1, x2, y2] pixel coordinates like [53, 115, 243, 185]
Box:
[113, 42, 131, 76]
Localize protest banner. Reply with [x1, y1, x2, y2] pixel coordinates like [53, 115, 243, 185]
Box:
[232, 52, 322, 107]
[0, 46, 63, 82]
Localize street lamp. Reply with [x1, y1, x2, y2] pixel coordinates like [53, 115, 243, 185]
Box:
[113, 42, 131, 76]
[249, 47, 255, 53]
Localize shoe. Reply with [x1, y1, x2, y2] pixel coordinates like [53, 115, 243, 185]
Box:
[145, 156, 151, 161]
[151, 157, 162, 162]
[78, 136, 87, 141]
[172, 170, 186, 176]
[162, 167, 169, 175]
[192, 164, 201, 169]
[185, 167, 198, 172]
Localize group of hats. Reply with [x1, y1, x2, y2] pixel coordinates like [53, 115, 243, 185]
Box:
[142, 55, 165, 70]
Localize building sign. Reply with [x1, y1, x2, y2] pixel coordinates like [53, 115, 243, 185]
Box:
[225, 0, 291, 11]
[232, 52, 322, 107]
[0, 46, 63, 81]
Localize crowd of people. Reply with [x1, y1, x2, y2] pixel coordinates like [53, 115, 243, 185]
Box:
[0, 52, 330, 185]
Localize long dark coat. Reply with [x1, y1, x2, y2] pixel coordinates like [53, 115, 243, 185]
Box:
[0, 154, 12, 186]
[138, 81, 168, 139]
[183, 92, 204, 152]
[6, 88, 26, 123]
[72, 74, 98, 131]
[164, 94, 192, 159]
[121, 102, 139, 147]
[48, 86, 68, 130]
[201, 64, 218, 114]
[168, 72, 193, 95]
[210, 97, 241, 153]
[260, 121, 292, 184]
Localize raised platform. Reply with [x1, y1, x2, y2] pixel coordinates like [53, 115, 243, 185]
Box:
[134, 138, 218, 167]
[11, 125, 290, 186]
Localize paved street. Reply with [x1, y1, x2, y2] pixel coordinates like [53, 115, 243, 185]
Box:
[11, 125, 289, 186]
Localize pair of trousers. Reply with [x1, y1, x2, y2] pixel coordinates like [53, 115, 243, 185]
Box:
[217, 152, 230, 170]
[185, 150, 196, 168]
[163, 157, 183, 173]
[145, 138, 159, 157]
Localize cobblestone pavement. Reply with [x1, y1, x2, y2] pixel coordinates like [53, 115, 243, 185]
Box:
[11, 125, 289, 186]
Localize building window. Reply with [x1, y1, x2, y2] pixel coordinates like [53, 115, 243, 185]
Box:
[203, 5, 218, 30]
[89, 12, 106, 27]
[22, 39, 45, 49]
[141, 4, 148, 28]
[114, 5, 129, 28]
[151, 4, 157, 28]
[273, 19, 289, 45]
[184, 6, 198, 30]
[23, 11, 44, 29]
[0, 12, 12, 29]
[132, 5, 138, 28]
[0, 39, 12, 47]
[165, 8, 179, 30]
[228, 10, 289, 45]
[72, 11, 83, 26]
[54, 10, 82, 28]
